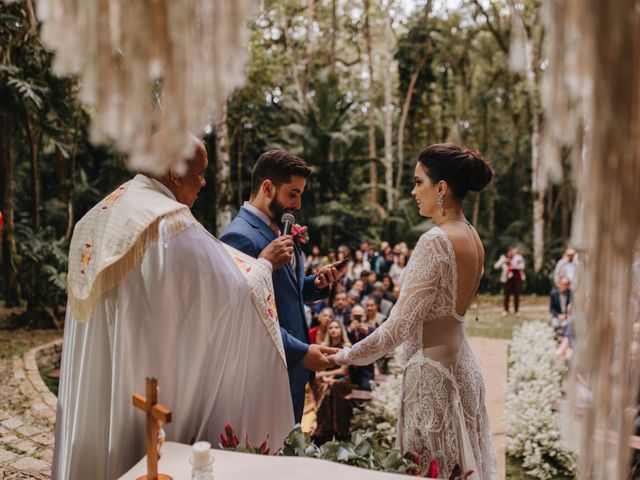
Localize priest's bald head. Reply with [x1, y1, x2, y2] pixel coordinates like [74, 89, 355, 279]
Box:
[154, 136, 208, 208]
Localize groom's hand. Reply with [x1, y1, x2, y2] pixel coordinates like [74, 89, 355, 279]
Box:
[302, 344, 339, 371]
[259, 236, 294, 270]
[313, 261, 345, 289]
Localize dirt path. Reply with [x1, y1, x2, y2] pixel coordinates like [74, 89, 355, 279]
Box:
[469, 336, 508, 480]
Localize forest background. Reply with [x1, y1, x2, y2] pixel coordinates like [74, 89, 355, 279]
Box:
[0, 0, 575, 323]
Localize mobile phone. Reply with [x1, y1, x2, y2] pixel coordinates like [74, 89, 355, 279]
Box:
[335, 256, 351, 271]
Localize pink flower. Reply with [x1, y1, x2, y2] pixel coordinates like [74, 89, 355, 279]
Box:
[220, 423, 239, 448]
[291, 224, 309, 245]
[428, 459, 439, 478]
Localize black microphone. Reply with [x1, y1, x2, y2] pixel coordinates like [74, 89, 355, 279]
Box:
[281, 212, 295, 236]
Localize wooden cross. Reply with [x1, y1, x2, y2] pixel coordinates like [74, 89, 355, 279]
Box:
[132, 377, 173, 480]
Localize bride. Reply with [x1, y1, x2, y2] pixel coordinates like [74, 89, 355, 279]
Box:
[330, 143, 499, 479]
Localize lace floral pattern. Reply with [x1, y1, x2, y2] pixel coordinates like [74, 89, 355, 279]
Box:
[335, 227, 499, 479]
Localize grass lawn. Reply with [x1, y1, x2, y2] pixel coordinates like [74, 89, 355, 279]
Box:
[465, 294, 550, 340]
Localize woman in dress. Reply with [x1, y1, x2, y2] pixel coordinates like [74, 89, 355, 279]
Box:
[309, 307, 334, 344]
[330, 143, 499, 479]
[312, 319, 352, 442]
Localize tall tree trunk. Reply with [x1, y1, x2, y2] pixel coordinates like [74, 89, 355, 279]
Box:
[215, 101, 233, 235]
[395, 69, 420, 194]
[395, 2, 432, 195]
[65, 104, 81, 240]
[364, 0, 380, 216]
[330, 0, 337, 75]
[473, 99, 490, 228]
[1, 114, 21, 307]
[529, 69, 544, 272]
[303, 0, 314, 105]
[511, 3, 545, 272]
[382, 4, 394, 211]
[279, 6, 306, 107]
[24, 116, 41, 232]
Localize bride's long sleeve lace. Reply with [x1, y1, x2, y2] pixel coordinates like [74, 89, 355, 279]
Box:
[335, 233, 450, 366]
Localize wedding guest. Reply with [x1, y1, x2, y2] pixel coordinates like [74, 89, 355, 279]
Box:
[304, 245, 322, 275]
[309, 307, 334, 345]
[509, 248, 526, 315]
[332, 292, 351, 327]
[312, 319, 352, 443]
[373, 242, 390, 277]
[351, 279, 365, 296]
[389, 254, 407, 286]
[346, 289, 361, 309]
[553, 247, 579, 289]
[381, 274, 394, 295]
[494, 247, 513, 315]
[359, 270, 374, 297]
[347, 249, 371, 282]
[550, 277, 573, 332]
[378, 248, 395, 278]
[346, 305, 375, 390]
[391, 285, 400, 301]
[359, 241, 371, 264]
[320, 248, 336, 267]
[372, 281, 394, 315]
[365, 295, 386, 326]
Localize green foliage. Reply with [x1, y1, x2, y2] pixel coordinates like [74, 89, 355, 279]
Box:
[281, 427, 420, 475]
[0, 0, 574, 316]
[14, 224, 67, 312]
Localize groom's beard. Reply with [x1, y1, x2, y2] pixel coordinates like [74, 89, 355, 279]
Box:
[269, 193, 288, 226]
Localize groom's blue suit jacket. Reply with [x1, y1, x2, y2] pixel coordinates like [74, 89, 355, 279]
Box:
[220, 206, 328, 422]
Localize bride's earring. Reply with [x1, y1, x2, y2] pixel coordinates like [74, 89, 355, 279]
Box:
[437, 192, 445, 216]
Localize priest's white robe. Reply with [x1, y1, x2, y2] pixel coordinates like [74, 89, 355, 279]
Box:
[52, 175, 294, 479]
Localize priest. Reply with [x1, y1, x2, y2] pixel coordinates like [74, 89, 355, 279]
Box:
[52, 137, 294, 479]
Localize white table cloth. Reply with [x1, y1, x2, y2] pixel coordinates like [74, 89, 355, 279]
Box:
[118, 442, 419, 480]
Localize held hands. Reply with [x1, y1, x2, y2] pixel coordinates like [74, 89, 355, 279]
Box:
[302, 344, 339, 371]
[313, 260, 347, 289]
[259, 235, 294, 270]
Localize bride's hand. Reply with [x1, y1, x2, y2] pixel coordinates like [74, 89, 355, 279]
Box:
[326, 353, 339, 366]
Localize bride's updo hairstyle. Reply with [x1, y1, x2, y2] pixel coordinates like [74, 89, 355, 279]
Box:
[417, 143, 493, 201]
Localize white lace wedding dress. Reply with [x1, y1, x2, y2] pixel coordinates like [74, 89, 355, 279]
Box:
[335, 227, 499, 480]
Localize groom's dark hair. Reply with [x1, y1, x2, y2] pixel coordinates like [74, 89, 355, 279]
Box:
[251, 150, 311, 197]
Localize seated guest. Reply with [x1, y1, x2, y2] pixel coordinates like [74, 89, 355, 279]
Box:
[389, 254, 407, 286]
[359, 270, 374, 297]
[551, 276, 573, 332]
[304, 245, 322, 275]
[346, 289, 361, 309]
[332, 292, 351, 327]
[391, 285, 400, 301]
[371, 282, 394, 316]
[378, 248, 395, 277]
[346, 305, 376, 390]
[320, 248, 336, 267]
[365, 295, 386, 326]
[346, 249, 371, 282]
[309, 307, 334, 344]
[312, 319, 353, 443]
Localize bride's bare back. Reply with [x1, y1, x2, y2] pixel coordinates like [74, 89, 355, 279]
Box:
[335, 224, 498, 478]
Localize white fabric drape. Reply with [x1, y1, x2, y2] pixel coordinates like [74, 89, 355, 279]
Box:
[52, 211, 294, 479]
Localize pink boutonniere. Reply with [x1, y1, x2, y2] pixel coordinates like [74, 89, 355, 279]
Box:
[291, 224, 309, 245]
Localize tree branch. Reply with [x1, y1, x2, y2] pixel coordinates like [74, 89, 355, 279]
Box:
[472, 0, 509, 54]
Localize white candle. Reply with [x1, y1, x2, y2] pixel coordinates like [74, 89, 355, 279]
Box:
[192, 441, 211, 469]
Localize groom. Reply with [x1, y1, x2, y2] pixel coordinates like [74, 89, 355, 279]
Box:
[221, 150, 343, 422]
